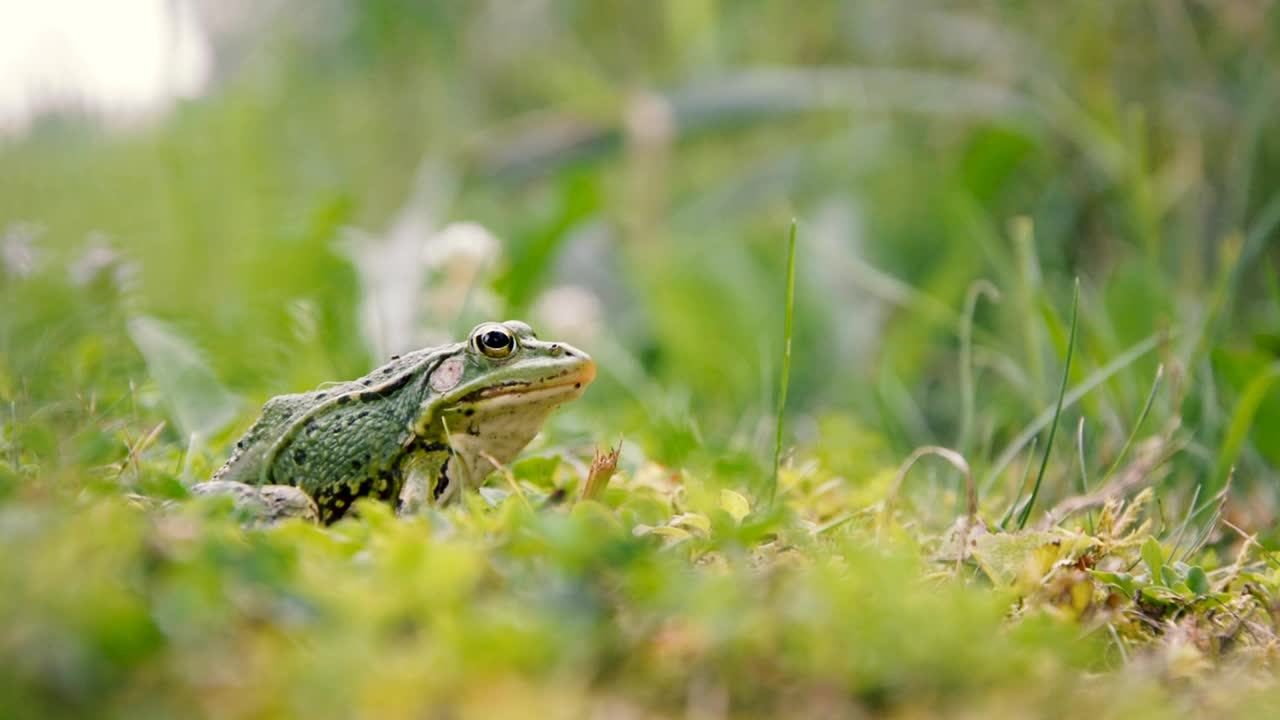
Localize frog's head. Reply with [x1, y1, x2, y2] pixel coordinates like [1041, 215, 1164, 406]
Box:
[411, 320, 594, 502]
[428, 320, 596, 427]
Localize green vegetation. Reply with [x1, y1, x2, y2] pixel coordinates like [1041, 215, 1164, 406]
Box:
[3, 2, 1280, 717]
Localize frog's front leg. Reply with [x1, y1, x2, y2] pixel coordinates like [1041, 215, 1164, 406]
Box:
[190, 480, 320, 525]
[396, 444, 455, 516]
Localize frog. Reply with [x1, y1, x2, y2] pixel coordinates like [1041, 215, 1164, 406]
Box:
[195, 320, 595, 524]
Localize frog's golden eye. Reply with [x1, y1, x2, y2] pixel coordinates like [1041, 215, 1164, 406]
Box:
[472, 323, 516, 359]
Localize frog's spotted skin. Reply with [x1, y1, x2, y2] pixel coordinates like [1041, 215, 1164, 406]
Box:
[202, 321, 595, 524]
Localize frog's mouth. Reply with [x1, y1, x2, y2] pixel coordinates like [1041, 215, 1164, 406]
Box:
[458, 362, 597, 405]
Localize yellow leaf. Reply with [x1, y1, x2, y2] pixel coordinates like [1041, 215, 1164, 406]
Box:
[670, 513, 712, 534]
[971, 531, 1098, 588]
[720, 489, 751, 524]
[649, 526, 692, 540]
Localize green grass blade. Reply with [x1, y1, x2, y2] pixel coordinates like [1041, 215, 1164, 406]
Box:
[1076, 417, 1094, 535]
[769, 220, 798, 505]
[981, 330, 1168, 496]
[1210, 362, 1280, 496]
[958, 280, 1001, 456]
[1076, 417, 1089, 495]
[1265, 263, 1280, 316]
[1098, 364, 1165, 486]
[998, 436, 1038, 530]
[1015, 280, 1079, 530]
[1183, 471, 1234, 560]
[8, 401, 16, 473]
[1011, 217, 1046, 394]
[1166, 482, 1202, 563]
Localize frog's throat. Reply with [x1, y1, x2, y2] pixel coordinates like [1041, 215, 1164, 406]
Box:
[438, 364, 595, 482]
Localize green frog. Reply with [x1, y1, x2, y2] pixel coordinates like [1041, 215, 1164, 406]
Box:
[196, 321, 595, 524]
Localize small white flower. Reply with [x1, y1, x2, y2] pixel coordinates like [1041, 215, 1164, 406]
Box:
[2, 222, 44, 278]
[623, 91, 675, 146]
[422, 221, 501, 277]
[338, 160, 456, 356]
[68, 232, 140, 290]
[421, 221, 504, 326]
[531, 284, 602, 346]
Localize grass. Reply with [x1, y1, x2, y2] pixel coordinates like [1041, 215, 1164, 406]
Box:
[2, 2, 1280, 718]
[1013, 279, 1079, 530]
[769, 220, 798, 506]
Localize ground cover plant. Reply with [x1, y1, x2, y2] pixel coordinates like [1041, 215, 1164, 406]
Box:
[3, 2, 1280, 718]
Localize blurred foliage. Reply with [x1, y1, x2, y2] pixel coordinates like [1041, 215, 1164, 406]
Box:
[3, 0, 1280, 717]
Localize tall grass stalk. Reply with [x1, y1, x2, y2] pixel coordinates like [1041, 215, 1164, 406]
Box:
[999, 437, 1038, 530]
[769, 220, 797, 505]
[958, 280, 1001, 456]
[1098, 364, 1164, 486]
[1076, 418, 1093, 534]
[1015, 280, 1079, 530]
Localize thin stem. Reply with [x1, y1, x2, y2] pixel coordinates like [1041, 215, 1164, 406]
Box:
[999, 436, 1038, 530]
[981, 330, 1168, 496]
[769, 220, 798, 505]
[1099, 365, 1165, 486]
[1016, 279, 1080, 530]
[958, 280, 1001, 456]
[1076, 417, 1094, 534]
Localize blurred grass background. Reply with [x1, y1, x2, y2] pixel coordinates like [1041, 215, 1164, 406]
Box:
[5, 0, 1278, 510]
[2, 1, 1280, 717]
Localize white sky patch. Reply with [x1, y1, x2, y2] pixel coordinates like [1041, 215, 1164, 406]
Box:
[0, 0, 211, 135]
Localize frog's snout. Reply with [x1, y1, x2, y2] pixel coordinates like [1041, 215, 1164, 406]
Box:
[549, 342, 596, 386]
[576, 355, 597, 386]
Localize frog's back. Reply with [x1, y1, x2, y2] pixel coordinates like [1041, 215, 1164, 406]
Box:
[266, 373, 431, 513]
[211, 391, 329, 485]
[213, 349, 447, 523]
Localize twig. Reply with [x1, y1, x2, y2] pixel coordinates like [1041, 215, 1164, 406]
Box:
[581, 440, 622, 501]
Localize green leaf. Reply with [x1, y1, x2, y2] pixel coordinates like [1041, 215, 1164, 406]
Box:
[511, 455, 561, 489]
[477, 487, 510, 508]
[1089, 571, 1137, 596]
[1186, 566, 1211, 595]
[1140, 586, 1175, 606]
[126, 315, 241, 441]
[1141, 536, 1165, 582]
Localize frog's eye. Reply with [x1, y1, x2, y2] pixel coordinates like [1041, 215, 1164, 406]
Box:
[472, 324, 516, 359]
